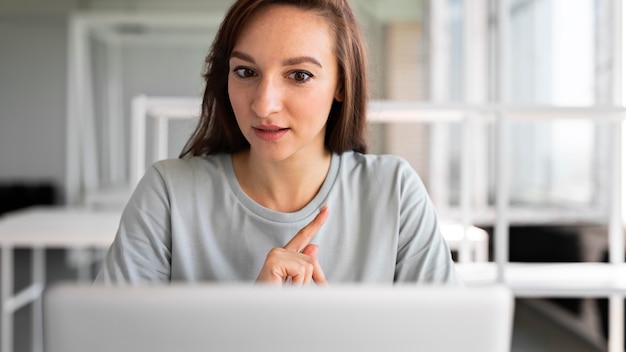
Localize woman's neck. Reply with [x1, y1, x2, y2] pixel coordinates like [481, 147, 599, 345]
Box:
[232, 149, 332, 213]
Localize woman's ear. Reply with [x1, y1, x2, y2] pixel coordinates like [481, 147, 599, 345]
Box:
[334, 84, 344, 102]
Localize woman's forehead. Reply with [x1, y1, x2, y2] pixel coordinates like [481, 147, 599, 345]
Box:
[232, 4, 336, 60]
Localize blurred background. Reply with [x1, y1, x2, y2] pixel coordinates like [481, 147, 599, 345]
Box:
[1, 0, 625, 351]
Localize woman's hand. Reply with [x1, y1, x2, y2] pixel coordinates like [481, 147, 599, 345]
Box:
[256, 206, 329, 286]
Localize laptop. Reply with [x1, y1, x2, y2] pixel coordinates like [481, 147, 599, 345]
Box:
[44, 283, 513, 352]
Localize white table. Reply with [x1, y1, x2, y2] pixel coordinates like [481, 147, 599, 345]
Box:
[439, 222, 489, 262]
[457, 262, 626, 352]
[457, 262, 626, 294]
[0, 207, 121, 352]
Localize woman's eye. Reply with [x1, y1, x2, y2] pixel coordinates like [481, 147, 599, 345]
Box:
[234, 67, 257, 78]
[289, 71, 313, 83]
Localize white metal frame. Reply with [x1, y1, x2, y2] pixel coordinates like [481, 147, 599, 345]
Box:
[130, 95, 201, 187]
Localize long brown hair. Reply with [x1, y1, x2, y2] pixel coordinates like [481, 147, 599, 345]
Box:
[180, 0, 368, 157]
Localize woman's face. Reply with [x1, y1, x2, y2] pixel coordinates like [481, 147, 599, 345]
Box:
[228, 4, 342, 163]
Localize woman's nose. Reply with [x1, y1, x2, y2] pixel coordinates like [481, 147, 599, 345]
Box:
[251, 78, 283, 118]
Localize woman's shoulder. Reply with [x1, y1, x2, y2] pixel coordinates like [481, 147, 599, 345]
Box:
[149, 154, 228, 181]
[338, 151, 425, 191]
[339, 151, 415, 174]
[339, 152, 425, 198]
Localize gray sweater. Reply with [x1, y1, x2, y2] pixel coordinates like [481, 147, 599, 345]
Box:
[96, 151, 460, 285]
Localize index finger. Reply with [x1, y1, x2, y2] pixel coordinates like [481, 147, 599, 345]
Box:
[283, 205, 329, 252]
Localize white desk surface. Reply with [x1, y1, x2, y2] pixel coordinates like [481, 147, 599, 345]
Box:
[0, 206, 121, 247]
[439, 222, 488, 241]
[457, 262, 626, 297]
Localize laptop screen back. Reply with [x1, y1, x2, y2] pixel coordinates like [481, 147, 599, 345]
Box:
[44, 284, 513, 352]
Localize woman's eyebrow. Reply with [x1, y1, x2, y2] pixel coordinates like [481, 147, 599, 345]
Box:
[282, 56, 323, 68]
[230, 51, 255, 63]
[230, 50, 322, 68]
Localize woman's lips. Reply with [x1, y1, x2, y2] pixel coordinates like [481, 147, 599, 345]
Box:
[253, 126, 289, 141]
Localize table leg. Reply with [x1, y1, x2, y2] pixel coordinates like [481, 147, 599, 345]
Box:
[32, 247, 45, 352]
[608, 294, 624, 352]
[475, 239, 489, 262]
[1, 246, 13, 352]
[77, 248, 92, 282]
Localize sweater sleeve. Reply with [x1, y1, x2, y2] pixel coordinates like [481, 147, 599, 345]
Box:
[393, 161, 462, 285]
[95, 164, 172, 284]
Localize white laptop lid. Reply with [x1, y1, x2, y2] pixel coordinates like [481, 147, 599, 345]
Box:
[44, 284, 513, 352]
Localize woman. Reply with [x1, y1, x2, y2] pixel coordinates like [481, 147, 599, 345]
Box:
[96, 0, 460, 285]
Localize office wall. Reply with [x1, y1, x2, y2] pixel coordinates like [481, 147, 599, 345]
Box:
[0, 14, 67, 200]
[0, 11, 214, 201]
